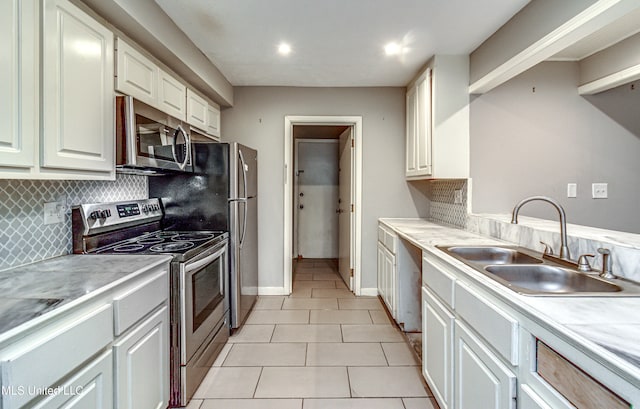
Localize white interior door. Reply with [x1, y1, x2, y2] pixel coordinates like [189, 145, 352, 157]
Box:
[338, 128, 353, 288]
[296, 140, 339, 259]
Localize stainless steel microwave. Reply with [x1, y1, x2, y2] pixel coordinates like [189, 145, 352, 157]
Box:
[116, 95, 192, 174]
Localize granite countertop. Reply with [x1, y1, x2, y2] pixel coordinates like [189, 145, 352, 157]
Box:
[379, 218, 640, 386]
[0, 254, 172, 344]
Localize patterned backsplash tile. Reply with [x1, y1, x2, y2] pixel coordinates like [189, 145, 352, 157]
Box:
[427, 179, 468, 228]
[0, 175, 148, 271]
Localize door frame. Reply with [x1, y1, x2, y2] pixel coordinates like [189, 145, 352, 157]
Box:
[293, 138, 340, 259]
[284, 116, 363, 295]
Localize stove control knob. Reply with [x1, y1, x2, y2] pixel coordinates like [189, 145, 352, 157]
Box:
[89, 210, 100, 220]
[142, 204, 149, 214]
[100, 209, 111, 219]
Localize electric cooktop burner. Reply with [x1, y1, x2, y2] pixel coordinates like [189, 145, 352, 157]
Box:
[150, 241, 194, 252]
[93, 230, 227, 259]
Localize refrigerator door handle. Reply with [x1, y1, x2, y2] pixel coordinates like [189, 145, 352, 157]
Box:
[238, 149, 249, 248]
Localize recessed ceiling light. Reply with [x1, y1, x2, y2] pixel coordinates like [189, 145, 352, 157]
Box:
[278, 43, 291, 55]
[384, 42, 401, 56]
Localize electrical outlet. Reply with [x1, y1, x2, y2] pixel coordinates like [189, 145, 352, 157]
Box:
[567, 183, 577, 198]
[454, 189, 463, 204]
[44, 201, 65, 225]
[592, 183, 608, 199]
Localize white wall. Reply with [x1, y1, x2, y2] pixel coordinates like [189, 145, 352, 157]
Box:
[470, 61, 640, 233]
[221, 87, 430, 289]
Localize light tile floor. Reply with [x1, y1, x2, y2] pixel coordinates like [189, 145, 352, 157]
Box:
[188, 259, 439, 409]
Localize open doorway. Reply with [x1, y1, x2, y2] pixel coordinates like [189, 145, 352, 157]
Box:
[284, 116, 363, 296]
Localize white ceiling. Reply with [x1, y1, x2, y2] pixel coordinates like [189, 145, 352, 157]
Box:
[155, 0, 529, 87]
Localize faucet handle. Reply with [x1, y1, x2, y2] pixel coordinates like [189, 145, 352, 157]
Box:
[597, 248, 615, 279]
[539, 241, 554, 256]
[576, 254, 594, 272]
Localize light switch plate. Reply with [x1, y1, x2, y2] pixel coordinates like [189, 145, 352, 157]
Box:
[44, 201, 65, 225]
[592, 183, 608, 199]
[567, 183, 577, 198]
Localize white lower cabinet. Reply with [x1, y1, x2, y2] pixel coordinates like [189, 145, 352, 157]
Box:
[422, 286, 454, 409]
[377, 243, 396, 316]
[0, 264, 169, 409]
[114, 306, 169, 409]
[32, 351, 113, 409]
[454, 320, 516, 409]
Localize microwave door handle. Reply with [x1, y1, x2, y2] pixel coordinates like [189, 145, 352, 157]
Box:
[238, 149, 248, 248]
[171, 125, 191, 170]
[184, 246, 226, 274]
[124, 95, 137, 165]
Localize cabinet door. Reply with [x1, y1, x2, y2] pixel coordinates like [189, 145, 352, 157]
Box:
[384, 247, 397, 318]
[41, 0, 114, 174]
[405, 85, 417, 176]
[415, 70, 432, 175]
[114, 305, 169, 409]
[0, 0, 37, 170]
[377, 243, 386, 301]
[158, 69, 186, 120]
[207, 103, 221, 138]
[186, 89, 208, 131]
[423, 287, 454, 409]
[116, 38, 158, 107]
[455, 321, 516, 409]
[31, 351, 113, 409]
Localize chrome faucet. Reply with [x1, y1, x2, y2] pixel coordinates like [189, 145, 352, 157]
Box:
[511, 196, 570, 260]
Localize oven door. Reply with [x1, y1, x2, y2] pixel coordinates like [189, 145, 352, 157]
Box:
[181, 241, 228, 363]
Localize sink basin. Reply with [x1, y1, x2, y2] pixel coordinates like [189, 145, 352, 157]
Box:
[484, 265, 622, 294]
[446, 246, 543, 265]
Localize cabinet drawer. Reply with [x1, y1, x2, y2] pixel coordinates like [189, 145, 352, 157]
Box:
[536, 341, 630, 409]
[455, 282, 518, 365]
[422, 254, 456, 309]
[0, 304, 113, 409]
[113, 269, 168, 336]
[384, 229, 397, 254]
[31, 350, 113, 409]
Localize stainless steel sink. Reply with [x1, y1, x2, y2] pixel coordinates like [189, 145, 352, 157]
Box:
[436, 245, 640, 296]
[484, 265, 622, 295]
[446, 246, 542, 265]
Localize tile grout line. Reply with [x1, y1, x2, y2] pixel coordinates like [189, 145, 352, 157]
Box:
[380, 341, 390, 366]
[251, 366, 264, 399]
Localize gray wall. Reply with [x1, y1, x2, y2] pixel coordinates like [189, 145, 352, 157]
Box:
[221, 87, 430, 289]
[471, 61, 640, 233]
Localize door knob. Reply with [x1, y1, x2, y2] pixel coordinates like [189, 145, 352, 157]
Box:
[299, 192, 304, 197]
[299, 204, 304, 209]
[336, 208, 343, 214]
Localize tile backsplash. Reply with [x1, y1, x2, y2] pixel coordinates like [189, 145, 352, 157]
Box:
[0, 175, 148, 271]
[427, 179, 468, 229]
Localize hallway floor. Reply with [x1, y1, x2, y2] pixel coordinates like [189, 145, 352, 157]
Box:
[187, 259, 438, 409]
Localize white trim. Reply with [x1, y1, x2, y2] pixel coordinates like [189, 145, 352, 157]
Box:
[578, 63, 640, 94]
[258, 287, 288, 296]
[359, 288, 380, 297]
[284, 116, 363, 296]
[469, 0, 640, 94]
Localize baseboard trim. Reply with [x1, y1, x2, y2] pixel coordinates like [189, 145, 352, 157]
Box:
[258, 287, 288, 296]
[359, 288, 379, 297]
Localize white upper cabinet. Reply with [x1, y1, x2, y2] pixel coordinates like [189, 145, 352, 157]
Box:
[186, 88, 208, 131]
[207, 103, 221, 139]
[41, 0, 114, 174]
[116, 39, 158, 107]
[188, 88, 222, 140]
[116, 37, 186, 120]
[406, 55, 469, 180]
[0, 0, 37, 171]
[0, 0, 115, 179]
[159, 69, 187, 120]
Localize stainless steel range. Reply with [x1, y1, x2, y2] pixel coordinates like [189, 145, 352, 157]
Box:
[72, 198, 229, 407]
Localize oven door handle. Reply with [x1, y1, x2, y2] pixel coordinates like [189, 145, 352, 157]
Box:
[185, 246, 226, 275]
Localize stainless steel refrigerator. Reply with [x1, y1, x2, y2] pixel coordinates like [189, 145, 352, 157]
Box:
[149, 142, 258, 330]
